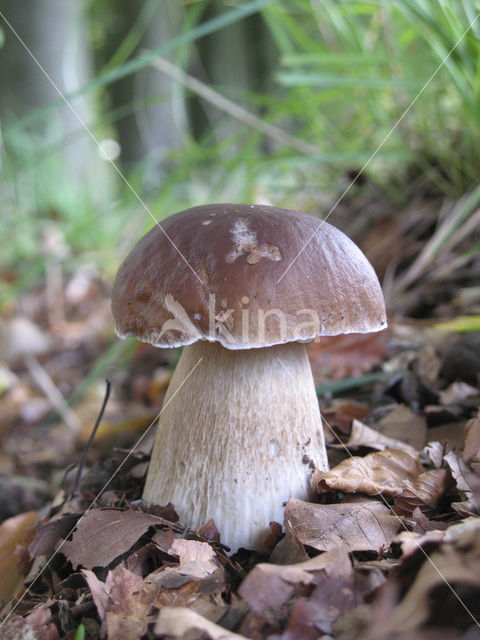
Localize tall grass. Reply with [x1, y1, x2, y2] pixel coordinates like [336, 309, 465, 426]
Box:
[1, 0, 480, 309]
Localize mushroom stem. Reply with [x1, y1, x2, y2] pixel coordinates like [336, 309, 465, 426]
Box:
[142, 340, 328, 552]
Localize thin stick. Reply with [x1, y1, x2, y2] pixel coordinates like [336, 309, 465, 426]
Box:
[150, 55, 320, 156]
[73, 379, 111, 497]
[24, 355, 80, 432]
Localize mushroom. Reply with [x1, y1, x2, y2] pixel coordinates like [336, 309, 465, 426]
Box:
[111, 203, 386, 551]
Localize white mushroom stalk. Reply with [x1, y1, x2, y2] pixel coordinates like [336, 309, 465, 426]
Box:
[142, 340, 327, 552]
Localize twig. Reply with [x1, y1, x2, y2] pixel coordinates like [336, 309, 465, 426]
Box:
[24, 354, 81, 432]
[73, 379, 111, 497]
[150, 55, 320, 156]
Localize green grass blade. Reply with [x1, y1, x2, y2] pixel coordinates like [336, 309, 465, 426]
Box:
[316, 372, 387, 396]
[433, 316, 480, 332]
[276, 71, 419, 89]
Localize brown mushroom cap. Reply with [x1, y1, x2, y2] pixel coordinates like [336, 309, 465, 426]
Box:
[111, 203, 387, 349]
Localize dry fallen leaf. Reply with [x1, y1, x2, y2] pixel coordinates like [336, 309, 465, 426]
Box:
[377, 405, 427, 452]
[389, 526, 480, 633]
[238, 547, 351, 614]
[154, 606, 248, 640]
[0, 511, 37, 603]
[426, 422, 467, 453]
[439, 382, 478, 406]
[82, 568, 109, 620]
[315, 448, 424, 497]
[104, 566, 154, 640]
[393, 529, 446, 558]
[338, 419, 418, 453]
[422, 441, 446, 468]
[25, 604, 60, 640]
[322, 400, 371, 438]
[393, 468, 454, 517]
[82, 565, 155, 640]
[463, 410, 480, 473]
[417, 344, 443, 388]
[283, 497, 400, 553]
[269, 519, 310, 565]
[394, 516, 480, 558]
[308, 331, 389, 380]
[28, 514, 79, 559]
[277, 597, 337, 640]
[0, 615, 40, 640]
[62, 509, 175, 569]
[168, 539, 219, 577]
[444, 451, 480, 515]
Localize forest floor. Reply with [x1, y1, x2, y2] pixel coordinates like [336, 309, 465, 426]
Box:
[0, 202, 480, 640]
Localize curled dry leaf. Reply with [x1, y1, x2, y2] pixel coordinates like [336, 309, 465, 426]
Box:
[411, 508, 449, 534]
[82, 568, 108, 620]
[444, 451, 480, 515]
[238, 547, 351, 615]
[154, 607, 248, 640]
[269, 520, 310, 565]
[422, 441, 446, 468]
[28, 514, 79, 559]
[82, 566, 154, 640]
[394, 516, 480, 558]
[389, 525, 480, 633]
[61, 509, 177, 569]
[394, 529, 446, 558]
[337, 419, 418, 453]
[393, 468, 454, 517]
[164, 539, 219, 579]
[315, 448, 424, 497]
[198, 519, 221, 543]
[283, 497, 400, 554]
[145, 542, 227, 611]
[463, 410, 480, 473]
[151, 528, 175, 553]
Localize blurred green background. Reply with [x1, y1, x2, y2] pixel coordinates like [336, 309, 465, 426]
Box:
[1, 0, 479, 313]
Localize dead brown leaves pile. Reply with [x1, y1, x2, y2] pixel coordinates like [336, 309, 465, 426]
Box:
[1, 325, 480, 639]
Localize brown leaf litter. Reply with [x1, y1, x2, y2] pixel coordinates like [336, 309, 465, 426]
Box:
[1, 305, 480, 638]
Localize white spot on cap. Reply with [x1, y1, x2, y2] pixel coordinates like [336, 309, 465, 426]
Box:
[226, 218, 282, 265]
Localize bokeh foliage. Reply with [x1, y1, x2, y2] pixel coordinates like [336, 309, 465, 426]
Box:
[1, 0, 480, 308]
